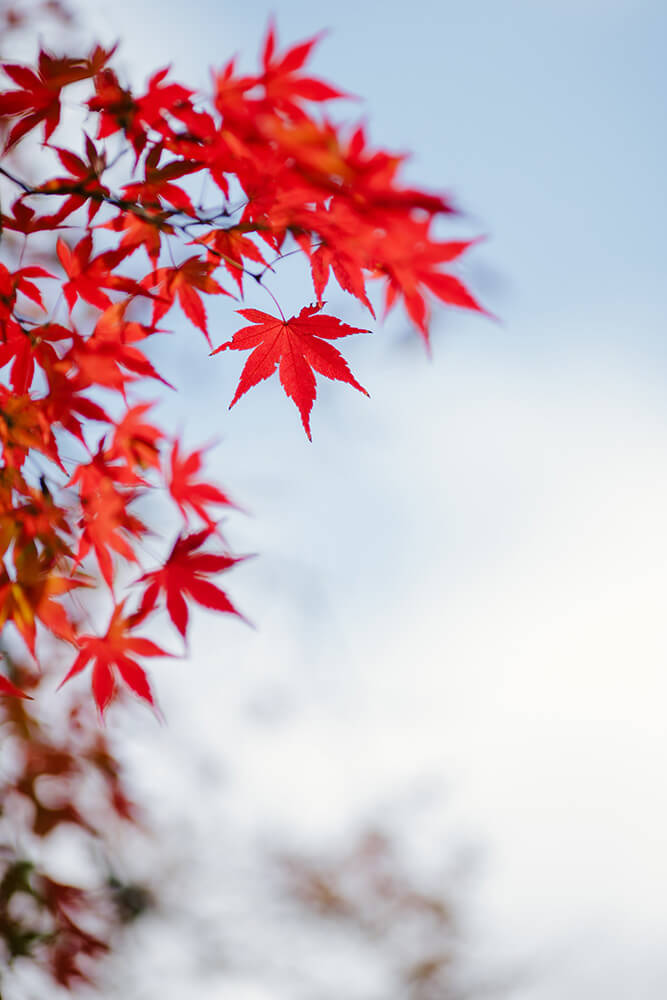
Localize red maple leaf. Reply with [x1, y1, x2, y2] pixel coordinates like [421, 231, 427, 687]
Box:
[0, 477, 72, 564]
[260, 23, 348, 117]
[144, 256, 231, 344]
[59, 600, 169, 714]
[88, 65, 193, 158]
[376, 223, 489, 341]
[0, 545, 84, 656]
[0, 51, 93, 149]
[0, 261, 54, 352]
[68, 447, 147, 587]
[87, 68, 137, 141]
[56, 234, 148, 313]
[138, 528, 244, 638]
[68, 301, 172, 396]
[41, 136, 111, 222]
[198, 227, 268, 295]
[39, 363, 111, 449]
[0, 320, 71, 395]
[0, 260, 53, 311]
[309, 239, 374, 315]
[102, 208, 174, 265]
[342, 124, 456, 218]
[167, 440, 235, 528]
[0, 199, 64, 235]
[122, 153, 199, 215]
[108, 403, 164, 473]
[212, 304, 369, 439]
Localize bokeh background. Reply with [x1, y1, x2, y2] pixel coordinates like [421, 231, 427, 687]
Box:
[62, 1, 667, 996]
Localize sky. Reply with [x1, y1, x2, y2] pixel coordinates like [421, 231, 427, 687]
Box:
[68, 1, 667, 997]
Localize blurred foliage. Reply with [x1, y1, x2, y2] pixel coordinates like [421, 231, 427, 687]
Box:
[0, 657, 152, 993]
[278, 826, 468, 1000]
[0, 0, 72, 33]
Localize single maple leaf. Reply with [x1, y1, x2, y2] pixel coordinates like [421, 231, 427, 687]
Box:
[198, 226, 268, 295]
[309, 239, 374, 315]
[0, 260, 53, 314]
[59, 600, 169, 714]
[0, 320, 71, 395]
[39, 362, 111, 450]
[376, 223, 489, 342]
[0, 262, 56, 371]
[132, 69, 194, 138]
[0, 199, 64, 235]
[342, 124, 456, 218]
[212, 304, 369, 439]
[108, 403, 164, 473]
[69, 447, 147, 587]
[167, 440, 235, 528]
[101, 208, 174, 265]
[56, 234, 148, 313]
[260, 23, 349, 118]
[144, 256, 231, 344]
[40, 136, 110, 222]
[0, 50, 94, 149]
[87, 67, 138, 141]
[122, 154, 199, 215]
[88, 65, 193, 158]
[68, 300, 172, 396]
[138, 527, 244, 638]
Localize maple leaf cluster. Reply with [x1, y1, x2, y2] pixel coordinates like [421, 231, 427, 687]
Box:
[0, 23, 485, 713]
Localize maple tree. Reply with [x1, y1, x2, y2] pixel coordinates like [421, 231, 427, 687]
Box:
[0, 9, 486, 719]
[0, 2, 492, 992]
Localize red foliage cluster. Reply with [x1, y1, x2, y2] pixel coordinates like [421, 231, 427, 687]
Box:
[0, 23, 485, 713]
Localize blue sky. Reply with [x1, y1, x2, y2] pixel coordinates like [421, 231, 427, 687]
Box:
[77, 2, 667, 997]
